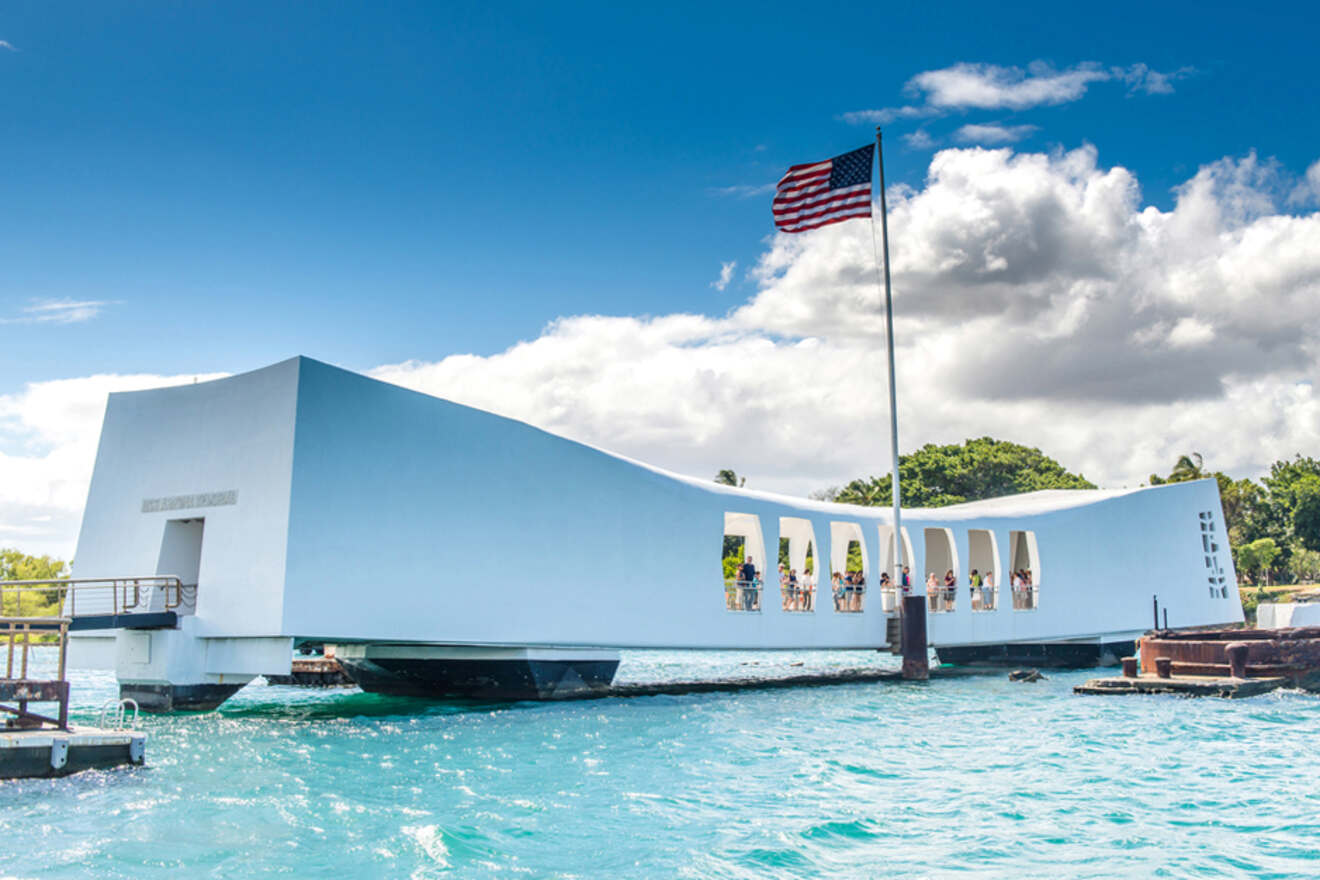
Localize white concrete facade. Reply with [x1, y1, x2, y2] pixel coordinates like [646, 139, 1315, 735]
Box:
[70, 357, 1244, 681]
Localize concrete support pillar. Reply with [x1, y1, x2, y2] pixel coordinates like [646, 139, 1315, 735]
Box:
[900, 595, 929, 680]
[113, 618, 292, 712]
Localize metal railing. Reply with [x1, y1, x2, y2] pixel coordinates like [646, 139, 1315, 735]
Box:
[1012, 586, 1038, 610]
[726, 579, 762, 612]
[971, 585, 997, 611]
[833, 581, 866, 613]
[1, 616, 71, 729]
[781, 579, 816, 612]
[928, 586, 957, 613]
[0, 576, 191, 619]
[98, 697, 140, 731]
[2, 618, 67, 681]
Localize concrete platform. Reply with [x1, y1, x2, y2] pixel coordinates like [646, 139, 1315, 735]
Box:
[0, 727, 146, 779]
[1074, 674, 1288, 698]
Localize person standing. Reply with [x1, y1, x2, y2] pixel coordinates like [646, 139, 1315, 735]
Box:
[739, 555, 759, 611]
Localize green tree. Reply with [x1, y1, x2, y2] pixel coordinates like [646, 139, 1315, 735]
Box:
[1290, 475, 1320, 552]
[845, 540, 863, 573]
[831, 438, 1095, 508]
[1218, 475, 1269, 547]
[1237, 537, 1280, 586]
[714, 469, 745, 488]
[1289, 544, 1320, 585]
[0, 548, 69, 617]
[1150, 452, 1205, 485]
[1251, 456, 1320, 579]
[721, 536, 745, 583]
[1261, 455, 1320, 505]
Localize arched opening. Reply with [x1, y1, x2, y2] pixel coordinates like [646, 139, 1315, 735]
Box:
[1009, 530, 1040, 610]
[967, 529, 1000, 612]
[876, 525, 913, 612]
[777, 517, 817, 613]
[924, 527, 959, 613]
[722, 512, 766, 612]
[830, 522, 868, 613]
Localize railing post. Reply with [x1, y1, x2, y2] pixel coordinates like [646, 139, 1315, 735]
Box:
[57, 621, 68, 681]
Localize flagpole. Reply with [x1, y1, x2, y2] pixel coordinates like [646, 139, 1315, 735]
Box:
[871, 126, 927, 680]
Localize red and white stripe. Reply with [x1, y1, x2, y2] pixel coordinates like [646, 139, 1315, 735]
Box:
[772, 159, 871, 233]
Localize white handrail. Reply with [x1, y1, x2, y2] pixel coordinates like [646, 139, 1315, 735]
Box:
[98, 697, 140, 731]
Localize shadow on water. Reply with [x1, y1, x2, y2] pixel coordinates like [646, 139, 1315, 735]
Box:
[214, 664, 1000, 721]
[220, 689, 533, 720]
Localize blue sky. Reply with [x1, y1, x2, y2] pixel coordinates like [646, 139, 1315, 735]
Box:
[3, 1, 1320, 556]
[2, 1, 1316, 380]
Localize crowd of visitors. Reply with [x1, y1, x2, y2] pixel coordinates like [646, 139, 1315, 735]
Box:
[919, 567, 1033, 612]
[726, 554, 1030, 614]
[726, 556, 761, 611]
[778, 563, 815, 612]
[969, 568, 996, 610]
[830, 570, 865, 612]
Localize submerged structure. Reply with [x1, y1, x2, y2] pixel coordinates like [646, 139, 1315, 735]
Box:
[67, 357, 1243, 709]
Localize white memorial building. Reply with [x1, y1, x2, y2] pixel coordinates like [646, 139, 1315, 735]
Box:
[68, 357, 1243, 709]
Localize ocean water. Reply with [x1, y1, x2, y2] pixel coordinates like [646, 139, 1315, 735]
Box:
[3, 648, 1319, 879]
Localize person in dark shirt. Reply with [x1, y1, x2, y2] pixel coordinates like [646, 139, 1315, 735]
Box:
[739, 556, 758, 611]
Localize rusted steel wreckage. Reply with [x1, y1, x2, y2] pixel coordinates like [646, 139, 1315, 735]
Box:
[1077, 626, 1320, 697]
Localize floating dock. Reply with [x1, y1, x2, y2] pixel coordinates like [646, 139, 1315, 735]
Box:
[0, 726, 145, 779]
[2, 599, 148, 779]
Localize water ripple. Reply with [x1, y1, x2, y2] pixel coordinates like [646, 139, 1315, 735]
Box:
[3, 648, 1319, 877]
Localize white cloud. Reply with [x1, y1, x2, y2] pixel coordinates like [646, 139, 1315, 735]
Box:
[2, 299, 112, 325]
[7, 145, 1320, 560]
[0, 371, 225, 557]
[844, 60, 1192, 126]
[709, 182, 776, 199]
[0, 40, 16, 52]
[1114, 63, 1196, 95]
[904, 129, 936, 149]
[711, 261, 737, 291]
[839, 106, 938, 126]
[911, 61, 1110, 110]
[954, 123, 1038, 145]
[1166, 317, 1216, 348]
[370, 146, 1320, 496]
[1288, 159, 1320, 206]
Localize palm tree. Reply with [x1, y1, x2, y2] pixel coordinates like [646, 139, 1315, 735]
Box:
[1169, 452, 1205, 483]
[714, 469, 745, 488]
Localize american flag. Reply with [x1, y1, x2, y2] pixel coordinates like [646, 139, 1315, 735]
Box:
[772, 144, 874, 233]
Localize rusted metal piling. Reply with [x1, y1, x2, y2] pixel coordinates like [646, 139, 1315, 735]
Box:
[265, 656, 354, 687]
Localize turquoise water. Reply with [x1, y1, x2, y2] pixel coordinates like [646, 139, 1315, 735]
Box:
[3, 649, 1319, 879]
